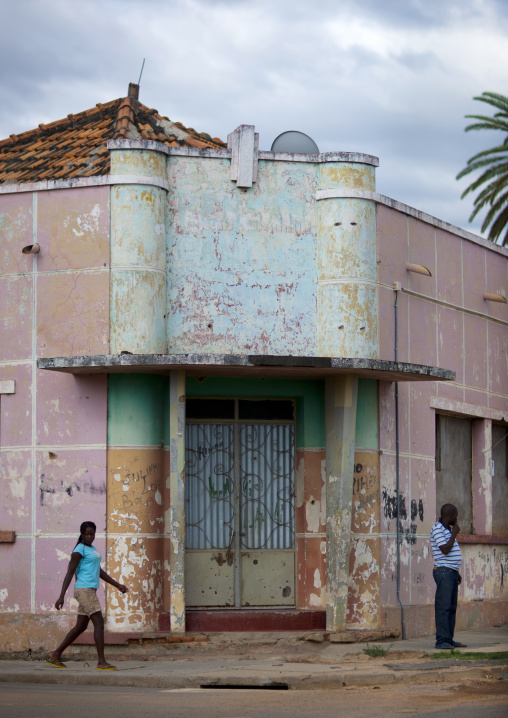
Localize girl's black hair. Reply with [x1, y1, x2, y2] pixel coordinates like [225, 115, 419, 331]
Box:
[74, 521, 96, 548]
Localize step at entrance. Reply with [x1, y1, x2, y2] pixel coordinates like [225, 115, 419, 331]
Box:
[158, 609, 326, 632]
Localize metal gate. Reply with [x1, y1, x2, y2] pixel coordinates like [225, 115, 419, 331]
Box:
[185, 399, 295, 607]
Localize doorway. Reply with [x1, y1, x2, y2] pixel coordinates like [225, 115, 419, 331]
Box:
[184, 398, 295, 608]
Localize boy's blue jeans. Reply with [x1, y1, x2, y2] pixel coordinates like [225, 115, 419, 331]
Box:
[433, 566, 459, 647]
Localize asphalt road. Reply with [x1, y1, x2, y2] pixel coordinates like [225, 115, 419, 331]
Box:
[0, 680, 507, 718]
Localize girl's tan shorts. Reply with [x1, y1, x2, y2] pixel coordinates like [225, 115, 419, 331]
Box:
[74, 588, 101, 616]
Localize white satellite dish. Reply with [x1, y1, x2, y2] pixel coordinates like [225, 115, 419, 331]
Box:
[271, 131, 319, 154]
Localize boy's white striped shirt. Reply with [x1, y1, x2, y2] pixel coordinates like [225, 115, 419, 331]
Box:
[430, 521, 462, 570]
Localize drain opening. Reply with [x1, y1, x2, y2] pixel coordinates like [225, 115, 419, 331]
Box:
[201, 684, 289, 690]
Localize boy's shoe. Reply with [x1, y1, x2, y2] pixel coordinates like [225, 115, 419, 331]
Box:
[435, 643, 454, 649]
[452, 641, 467, 647]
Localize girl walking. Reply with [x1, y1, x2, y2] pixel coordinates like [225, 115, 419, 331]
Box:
[46, 521, 128, 670]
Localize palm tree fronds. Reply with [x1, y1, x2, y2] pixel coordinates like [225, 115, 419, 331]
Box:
[463, 144, 508, 164]
[465, 119, 508, 133]
[458, 92, 508, 245]
[457, 156, 508, 180]
[472, 92, 508, 114]
[459, 162, 508, 192]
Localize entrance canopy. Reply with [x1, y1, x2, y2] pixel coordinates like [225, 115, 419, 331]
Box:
[37, 353, 455, 382]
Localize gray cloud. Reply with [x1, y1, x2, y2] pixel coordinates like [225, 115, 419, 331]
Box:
[1, 0, 506, 239]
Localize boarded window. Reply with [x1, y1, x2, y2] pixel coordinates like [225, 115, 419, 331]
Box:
[492, 424, 508, 536]
[436, 415, 472, 533]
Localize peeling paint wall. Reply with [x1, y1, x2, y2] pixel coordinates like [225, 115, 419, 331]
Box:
[317, 164, 378, 358]
[295, 449, 327, 610]
[462, 544, 508, 601]
[0, 188, 109, 651]
[106, 375, 167, 631]
[36, 187, 110, 358]
[167, 158, 318, 355]
[347, 381, 381, 628]
[1, 141, 506, 646]
[348, 453, 381, 627]
[109, 148, 167, 354]
[168, 371, 185, 632]
[377, 204, 508, 636]
[325, 374, 359, 631]
[167, 156, 379, 357]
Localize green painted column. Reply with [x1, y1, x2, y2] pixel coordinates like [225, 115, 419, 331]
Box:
[168, 370, 186, 633]
[325, 374, 358, 631]
[106, 375, 166, 631]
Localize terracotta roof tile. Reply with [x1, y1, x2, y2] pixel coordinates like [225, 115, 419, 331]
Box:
[0, 88, 227, 185]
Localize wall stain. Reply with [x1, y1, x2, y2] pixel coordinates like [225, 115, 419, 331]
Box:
[39, 474, 106, 506]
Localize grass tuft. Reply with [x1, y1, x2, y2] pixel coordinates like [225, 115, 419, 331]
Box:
[362, 643, 392, 657]
[431, 650, 508, 662]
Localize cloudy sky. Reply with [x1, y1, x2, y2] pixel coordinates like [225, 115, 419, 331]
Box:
[2, 0, 507, 238]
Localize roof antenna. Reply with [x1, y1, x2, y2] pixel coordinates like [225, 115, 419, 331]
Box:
[138, 58, 145, 86]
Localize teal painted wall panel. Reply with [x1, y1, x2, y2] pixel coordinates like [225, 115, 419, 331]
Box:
[110, 270, 167, 354]
[110, 185, 166, 270]
[167, 159, 319, 356]
[108, 374, 167, 446]
[355, 378, 378, 449]
[108, 375, 374, 450]
[186, 376, 325, 448]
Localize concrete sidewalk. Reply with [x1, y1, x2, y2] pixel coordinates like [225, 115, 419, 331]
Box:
[1, 626, 506, 691]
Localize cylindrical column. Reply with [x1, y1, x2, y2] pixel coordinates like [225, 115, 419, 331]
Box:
[109, 148, 167, 354]
[317, 162, 379, 358]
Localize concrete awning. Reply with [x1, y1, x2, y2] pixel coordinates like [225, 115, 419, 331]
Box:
[37, 354, 455, 382]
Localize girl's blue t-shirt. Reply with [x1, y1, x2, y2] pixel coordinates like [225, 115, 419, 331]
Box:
[73, 543, 101, 589]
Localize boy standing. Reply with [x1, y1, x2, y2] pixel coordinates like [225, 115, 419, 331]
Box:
[430, 504, 467, 649]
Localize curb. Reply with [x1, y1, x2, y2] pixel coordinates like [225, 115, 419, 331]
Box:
[0, 664, 504, 690]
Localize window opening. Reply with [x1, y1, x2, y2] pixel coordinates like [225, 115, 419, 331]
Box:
[435, 414, 472, 533]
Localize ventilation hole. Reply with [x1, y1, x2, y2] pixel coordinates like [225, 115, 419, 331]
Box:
[338, 325, 344, 330]
[334, 222, 342, 226]
[350, 222, 357, 225]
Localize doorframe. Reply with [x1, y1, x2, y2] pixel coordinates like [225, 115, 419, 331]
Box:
[184, 397, 297, 610]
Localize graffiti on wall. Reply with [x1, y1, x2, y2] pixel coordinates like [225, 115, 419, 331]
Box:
[352, 456, 379, 534]
[112, 461, 162, 513]
[382, 488, 425, 544]
[107, 449, 164, 534]
[39, 473, 106, 507]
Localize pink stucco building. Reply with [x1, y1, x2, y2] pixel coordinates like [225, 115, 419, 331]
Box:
[0, 84, 507, 653]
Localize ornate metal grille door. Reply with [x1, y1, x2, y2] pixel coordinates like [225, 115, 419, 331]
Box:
[185, 400, 295, 608]
[240, 424, 294, 550]
[185, 424, 235, 551]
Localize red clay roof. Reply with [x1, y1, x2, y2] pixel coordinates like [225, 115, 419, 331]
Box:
[0, 90, 226, 185]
